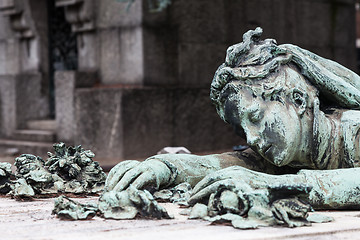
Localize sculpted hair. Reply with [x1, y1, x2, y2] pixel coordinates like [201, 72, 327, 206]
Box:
[211, 27, 360, 119]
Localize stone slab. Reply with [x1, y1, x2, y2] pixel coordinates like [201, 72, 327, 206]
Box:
[1, 196, 360, 240]
[0, 39, 20, 75]
[16, 73, 49, 129]
[142, 26, 179, 86]
[27, 120, 56, 131]
[12, 129, 56, 142]
[99, 27, 143, 85]
[96, 0, 142, 29]
[55, 71, 97, 143]
[177, 43, 229, 87]
[0, 75, 16, 137]
[75, 87, 125, 159]
[0, 139, 53, 159]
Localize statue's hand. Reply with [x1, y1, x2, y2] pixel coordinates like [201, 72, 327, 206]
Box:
[188, 167, 252, 205]
[188, 166, 313, 227]
[188, 166, 260, 205]
[104, 159, 172, 193]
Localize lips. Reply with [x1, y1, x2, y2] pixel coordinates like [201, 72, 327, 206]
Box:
[261, 144, 276, 163]
[263, 144, 272, 154]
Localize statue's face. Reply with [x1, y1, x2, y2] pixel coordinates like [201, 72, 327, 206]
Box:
[221, 69, 312, 167]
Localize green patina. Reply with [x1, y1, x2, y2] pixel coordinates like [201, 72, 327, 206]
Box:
[1, 142, 106, 198]
[0, 162, 12, 194]
[104, 28, 360, 228]
[98, 185, 172, 220]
[53, 196, 98, 220]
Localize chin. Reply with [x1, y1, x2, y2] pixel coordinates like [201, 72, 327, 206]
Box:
[267, 151, 291, 167]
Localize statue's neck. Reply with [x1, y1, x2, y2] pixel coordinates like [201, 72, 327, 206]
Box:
[312, 110, 343, 169]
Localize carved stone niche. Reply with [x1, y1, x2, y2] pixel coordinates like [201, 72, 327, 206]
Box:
[55, 0, 95, 33]
[0, 0, 35, 39]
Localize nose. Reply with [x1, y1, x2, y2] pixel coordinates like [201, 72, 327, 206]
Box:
[244, 127, 260, 146]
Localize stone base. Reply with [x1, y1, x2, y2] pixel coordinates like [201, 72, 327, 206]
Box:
[1, 196, 359, 240]
[74, 86, 243, 160]
[0, 73, 49, 137]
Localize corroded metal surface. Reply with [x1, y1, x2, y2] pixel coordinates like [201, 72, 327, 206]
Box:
[105, 28, 360, 228]
[3, 143, 106, 198]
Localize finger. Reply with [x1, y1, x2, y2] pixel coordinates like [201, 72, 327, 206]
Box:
[192, 170, 237, 195]
[113, 167, 143, 192]
[192, 167, 251, 195]
[189, 179, 237, 205]
[105, 160, 139, 190]
[132, 171, 159, 191]
[106, 160, 136, 183]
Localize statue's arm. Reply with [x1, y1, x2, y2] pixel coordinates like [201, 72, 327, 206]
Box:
[188, 165, 360, 210]
[147, 148, 296, 187]
[105, 148, 299, 192]
[298, 168, 360, 209]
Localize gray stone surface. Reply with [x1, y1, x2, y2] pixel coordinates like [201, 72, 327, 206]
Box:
[120, 88, 173, 158]
[142, 26, 178, 86]
[77, 32, 98, 71]
[99, 27, 143, 84]
[0, 139, 53, 159]
[0, 16, 13, 40]
[1, 196, 360, 240]
[0, 75, 16, 137]
[171, 88, 242, 153]
[16, 73, 49, 129]
[0, 72, 48, 139]
[12, 129, 56, 142]
[141, 0, 357, 87]
[177, 43, 229, 87]
[55, 71, 97, 143]
[0, 39, 20, 75]
[75, 88, 124, 159]
[97, 0, 142, 28]
[75, 86, 240, 160]
[55, 71, 76, 144]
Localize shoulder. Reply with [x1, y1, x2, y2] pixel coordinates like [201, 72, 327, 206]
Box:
[341, 110, 360, 168]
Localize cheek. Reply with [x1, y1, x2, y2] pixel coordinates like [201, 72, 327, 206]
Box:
[224, 99, 241, 125]
[282, 108, 301, 143]
[263, 107, 299, 146]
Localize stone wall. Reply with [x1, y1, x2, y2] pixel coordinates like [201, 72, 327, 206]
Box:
[0, 0, 50, 137]
[74, 86, 241, 160]
[142, 0, 357, 88]
[96, 0, 144, 84]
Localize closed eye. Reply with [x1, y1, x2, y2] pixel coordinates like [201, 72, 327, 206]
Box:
[249, 109, 262, 123]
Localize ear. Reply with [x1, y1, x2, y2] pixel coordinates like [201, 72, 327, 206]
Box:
[291, 89, 308, 116]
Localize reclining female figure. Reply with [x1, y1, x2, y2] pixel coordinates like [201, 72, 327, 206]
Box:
[106, 28, 360, 210]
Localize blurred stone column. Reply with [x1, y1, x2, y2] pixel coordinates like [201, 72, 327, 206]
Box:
[55, 71, 96, 144]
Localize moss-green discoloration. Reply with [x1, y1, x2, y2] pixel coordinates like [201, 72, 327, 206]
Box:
[307, 213, 334, 223]
[98, 186, 172, 220]
[0, 162, 12, 194]
[46, 143, 107, 193]
[153, 182, 192, 205]
[105, 28, 360, 229]
[7, 142, 106, 198]
[52, 196, 98, 220]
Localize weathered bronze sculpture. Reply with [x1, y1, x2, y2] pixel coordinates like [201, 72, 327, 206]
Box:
[105, 28, 360, 227]
[7, 143, 107, 198]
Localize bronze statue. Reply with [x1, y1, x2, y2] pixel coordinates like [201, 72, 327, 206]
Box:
[105, 28, 360, 226]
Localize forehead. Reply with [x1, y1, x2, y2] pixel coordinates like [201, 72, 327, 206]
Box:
[225, 84, 261, 114]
